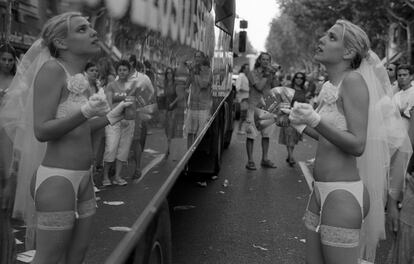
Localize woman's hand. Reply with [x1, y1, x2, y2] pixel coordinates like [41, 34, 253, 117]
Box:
[289, 102, 321, 128]
[386, 197, 400, 236]
[106, 101, 133, 125]
[81, 94, 110, 119]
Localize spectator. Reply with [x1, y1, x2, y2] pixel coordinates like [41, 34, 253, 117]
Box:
[102, 60, 135, 186]
[84, 62, 105, 188]
[128, 56, 155, 182]
[392, 64, 414, 130]
[387, 62, 399, 94]
[244, 52, 277, 170]
[185, 51, 213, 148]
[235, 63, 250, 134]
[97, 57, 116, 88]
[164, 67, 179, 156]
[278, 72, 307, 167]
[0, 42, 17, 264]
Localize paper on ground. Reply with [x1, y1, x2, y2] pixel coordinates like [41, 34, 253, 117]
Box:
[109, 226, 131, 232]
[173, 205, 196, 211]
[17, 250, 36, 263]
[252, 244, 269, 251]
[103, 201, 125, 206]
[144, 148, 159, 154]
[298, 161, 314, 191]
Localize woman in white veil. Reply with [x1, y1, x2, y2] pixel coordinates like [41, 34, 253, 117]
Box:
[0, 12, 131, 263]
[286, 20, 411, 264]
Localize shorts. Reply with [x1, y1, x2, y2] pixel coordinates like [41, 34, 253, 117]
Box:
[184, 109, 210, 135]
[245, 107, 275, 139]
[104, 120, 135, 162]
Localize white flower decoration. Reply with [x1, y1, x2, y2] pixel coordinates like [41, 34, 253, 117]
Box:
[319, 82, 338, 105]
[67, 73, 89, 94]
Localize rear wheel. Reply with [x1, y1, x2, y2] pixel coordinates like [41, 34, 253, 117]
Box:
[131, 200, 172, 264]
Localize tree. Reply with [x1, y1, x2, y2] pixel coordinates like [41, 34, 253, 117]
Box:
[386, 0, 414, 63]
[268, 0, 392, 69]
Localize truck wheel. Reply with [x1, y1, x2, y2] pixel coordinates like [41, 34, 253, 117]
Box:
[214, 124, 223, 174]
[131, 201, 172, 264]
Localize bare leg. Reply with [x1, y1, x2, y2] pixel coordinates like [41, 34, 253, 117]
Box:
[102, 162, 112, 183]
[31, 177, 75, 264]
[114, 159, 124, 180]
[246, 138, 254, 162]
[261, 137, 270, 161]
[320, 190, 364, 264]
[65, 176, 95, 264]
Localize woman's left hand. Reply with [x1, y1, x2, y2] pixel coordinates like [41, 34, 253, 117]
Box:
[289, 102, 321, 128]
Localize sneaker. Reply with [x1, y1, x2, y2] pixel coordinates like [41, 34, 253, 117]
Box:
[197, 181, 207, 187]
[261, 159, 277, 169]
[102, 179, 112, 186]
[211, 175, 219, 180]
[245, 161, 257, 170]
[112, 178, 128, 186]
[94, 185, 100, 193]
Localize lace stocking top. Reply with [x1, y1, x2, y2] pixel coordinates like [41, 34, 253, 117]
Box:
[317, 81, 347, 131]
[55, 60, 89, 118]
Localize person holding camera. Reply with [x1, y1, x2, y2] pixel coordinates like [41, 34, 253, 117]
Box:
[244, 52, 277, 170]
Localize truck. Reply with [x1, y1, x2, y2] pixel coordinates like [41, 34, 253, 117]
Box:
[33, 0, 237, 263]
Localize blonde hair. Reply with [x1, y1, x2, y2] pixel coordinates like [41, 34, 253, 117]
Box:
[335, 19, 370, 69]
[41, 12, 83, 58]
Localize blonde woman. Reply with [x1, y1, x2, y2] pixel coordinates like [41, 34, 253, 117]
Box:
[0, 12, 130, 263]
[287, 20, 410, 264]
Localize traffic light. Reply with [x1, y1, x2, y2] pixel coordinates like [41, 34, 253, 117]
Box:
[239, 31, 246, 53]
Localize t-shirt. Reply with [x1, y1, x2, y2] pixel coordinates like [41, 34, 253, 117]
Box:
[188, 65, 212, 110]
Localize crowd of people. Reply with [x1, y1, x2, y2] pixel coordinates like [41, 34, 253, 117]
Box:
[0, 10, 414, 264]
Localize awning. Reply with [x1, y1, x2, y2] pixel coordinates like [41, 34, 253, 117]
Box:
[214, 0, 235, 36]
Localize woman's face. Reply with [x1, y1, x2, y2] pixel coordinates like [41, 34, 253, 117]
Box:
[117, 65, 130, 81]
[86, 66, 98, 81]
[0, 51, 15, 74]
[64, 16, 100, 56]
[314, 24, 345, 65]
[294, 74, 305, 87]
[166, 69, 173, 80]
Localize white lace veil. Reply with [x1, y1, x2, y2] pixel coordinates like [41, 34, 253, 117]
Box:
[0, 39, 51, 248]
[356, 50, 412, 262]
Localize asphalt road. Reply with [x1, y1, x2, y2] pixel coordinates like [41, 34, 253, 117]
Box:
[13, 124, 392, 263]
[169, 126, 392, 264]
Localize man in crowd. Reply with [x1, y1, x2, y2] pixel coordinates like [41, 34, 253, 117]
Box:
[244, 52, 277, 170]
[128, 55, 155, 181]
[392, 64, 414, 130]
[387, 62, 399, 94]
[185, 51, 213, 149]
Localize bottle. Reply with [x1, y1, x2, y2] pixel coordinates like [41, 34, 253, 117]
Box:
[124, 96, 137, 120]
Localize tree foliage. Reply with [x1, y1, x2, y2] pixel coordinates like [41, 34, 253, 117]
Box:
[266, 0, 393, 69]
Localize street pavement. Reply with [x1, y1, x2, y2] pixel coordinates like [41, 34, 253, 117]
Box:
[169, 125, 392, 264]
[13, 123, 392, 263]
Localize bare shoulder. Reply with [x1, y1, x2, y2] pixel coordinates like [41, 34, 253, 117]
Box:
[341, 71, 368, 100]
[36, 60, 66, 84]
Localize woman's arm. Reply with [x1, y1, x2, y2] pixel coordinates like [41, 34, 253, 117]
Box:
[33, 61, 88, 142]
[303, 126, 319, 140]
[89, 116, 110, 132]
[314, 72, 369, 156]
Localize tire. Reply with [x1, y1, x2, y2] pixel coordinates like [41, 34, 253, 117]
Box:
[130, 200, 172, 264]
[214, 123, 223, 175]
